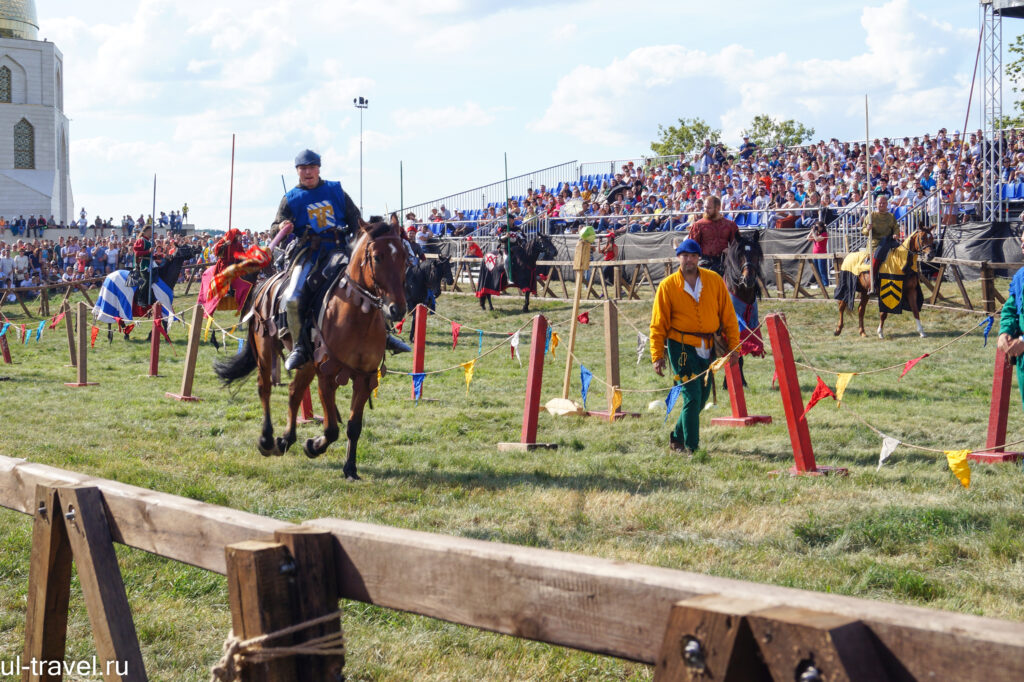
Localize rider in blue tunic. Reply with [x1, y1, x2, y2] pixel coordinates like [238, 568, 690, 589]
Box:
[271, 149, 408, 370]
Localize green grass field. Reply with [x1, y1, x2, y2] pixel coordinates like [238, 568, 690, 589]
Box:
[0, 283, 1021, 681]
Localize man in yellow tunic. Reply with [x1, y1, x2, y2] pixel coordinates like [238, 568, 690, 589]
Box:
[862, 195, 899, 295]
[650, 239, 740, 454]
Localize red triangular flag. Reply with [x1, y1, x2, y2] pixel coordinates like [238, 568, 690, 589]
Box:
[395, 318, 405, 334]
[159, 323, 172, 344]
[48, 312, 66, 330]
[899, 353, 929, 380]
[800, 375, 836, 421]
[90, 325, 99, 348]
[577, 311, 589, 324]
[771, 369, 778, 389]
[451, 321, 461, 350]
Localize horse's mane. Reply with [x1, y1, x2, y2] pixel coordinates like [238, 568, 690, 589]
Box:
[364, 219, 394, 240]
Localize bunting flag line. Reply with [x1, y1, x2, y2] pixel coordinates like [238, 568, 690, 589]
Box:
[237, 338, 244, 354]
[48, 312, 66, 330]
[412, 373, 425, 404]
[21, 324, 27, 344]
[395, 318, 405, 334]
[945, 449, 971, 488]
[545, 326, 552, 355]
[800, 375, 836, 421]
[461, 360, 475, 395]
[228, 324, 238, 337]
[510, 332, 521, 365]
[550, 331, 560, 358]
[35, 320, 45, 341]
[202, 316, 214, 342]
[636, 333, 648, 365]
[709, 355, 728, 374]
[374, 367, 381, 399]
[0, 322, 8, 337]
[877, 436, 900, 470]
[835, 373, 855, 405]
[609, 387, 622, 423]
[478, 330, 483, 356]
[664, 384, 682, 423]
[90, 325, 99, 348]
[577, 311, 590, 325]
[982, 316, 994, 347]
[160, 323, 172, 345]
[580, 365, 593, 410]
[899, 353, 929, 380]
[451, 321, 461, 350]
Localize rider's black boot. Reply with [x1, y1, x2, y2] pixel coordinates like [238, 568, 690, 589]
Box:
[285, 322, 313, 370]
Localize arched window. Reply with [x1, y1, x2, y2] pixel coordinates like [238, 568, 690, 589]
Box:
[14, 118, 34, 169]
[0, 66, 10, 103]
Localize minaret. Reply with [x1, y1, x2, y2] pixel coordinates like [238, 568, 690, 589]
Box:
[0, 0, 74, 226]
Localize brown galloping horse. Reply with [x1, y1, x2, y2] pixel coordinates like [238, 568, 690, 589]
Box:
[215, 218, 408, 480]
[834, 227, 936, 339]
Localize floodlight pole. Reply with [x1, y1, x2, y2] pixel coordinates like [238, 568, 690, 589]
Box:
[354, 96, 369, 215]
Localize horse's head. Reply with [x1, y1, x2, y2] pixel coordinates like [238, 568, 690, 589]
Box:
[354, 218, 408, 323]
[913, 226, 937, 262]
[537, 233, 558, 261]
[435, 253, 454, 287]
[727, 232, 763, 292]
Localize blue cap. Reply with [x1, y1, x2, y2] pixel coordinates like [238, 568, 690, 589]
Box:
[676, 238, 702, 256]
[294, 149, 321, 167]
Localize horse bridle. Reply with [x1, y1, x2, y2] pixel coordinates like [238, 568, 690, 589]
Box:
[349, 229, 405, 312]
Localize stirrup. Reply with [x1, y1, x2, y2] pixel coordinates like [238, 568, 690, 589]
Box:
[284, 346, 311, 370]
[386, 334, 411, 354]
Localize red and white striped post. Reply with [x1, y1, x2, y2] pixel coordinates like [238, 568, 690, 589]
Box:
[711, 357, 772, 427]
[765, 313, 845, 477]
[148, 304, 162, 377]
[973, 347, 1023, 463]
[410, 304, 427, 400]
[499, 315, 557, 451]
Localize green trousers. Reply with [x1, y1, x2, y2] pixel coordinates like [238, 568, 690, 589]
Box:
[667, 339, 711, 450]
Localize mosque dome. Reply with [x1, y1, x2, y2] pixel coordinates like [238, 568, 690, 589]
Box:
[0, 0, 38, 40]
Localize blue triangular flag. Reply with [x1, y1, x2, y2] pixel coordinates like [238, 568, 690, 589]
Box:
[35, 320, 45, 341]
[478, 330, 483, 356]
[412, 373, 425, 404]
[0, 323, 8, 338]
[237, 338, 244, 354]
[982, 316, 994, 347]
[664, 385, 683, 423]
[580, 365, 593, 410]
[545, 326, 552, 354]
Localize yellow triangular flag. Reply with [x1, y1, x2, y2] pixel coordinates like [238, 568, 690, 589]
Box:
[835, 373, 855, 405]
[228, 324, 237, 336]
[550, 332, 560, 358]
[202, 316, 214, 342]
[609, 387, 622, 423]
[944, 450, 972, 489]
[374, 367, 381, 399]
[461, 360, 475, 396]
[709, 356, 728, 374]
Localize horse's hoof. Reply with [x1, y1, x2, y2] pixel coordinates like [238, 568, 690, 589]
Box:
[833, 329, 842, 336]
[258, 443, 274, 457]
[919, 332, 926, 338]
[859, 331, 867, 338]
[275, 437, 292, 455]
[344, 471, 362, 482]
[303, 438, 321, 459]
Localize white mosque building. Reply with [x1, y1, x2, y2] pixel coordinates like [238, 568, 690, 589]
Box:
[0, 0, 73, 225]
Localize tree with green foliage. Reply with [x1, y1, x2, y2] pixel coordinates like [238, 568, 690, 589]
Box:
[741, 115, 815, 149]
[650, 117, 721, 156]
[1003, 35, 1024, 128]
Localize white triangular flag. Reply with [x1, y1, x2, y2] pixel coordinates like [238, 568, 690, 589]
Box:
[636, 333, 648, 364]
[878, 436, 900, 470]
[510, 332, 521, 366]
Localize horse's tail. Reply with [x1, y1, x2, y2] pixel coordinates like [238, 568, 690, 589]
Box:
[213, 323, 257, 385]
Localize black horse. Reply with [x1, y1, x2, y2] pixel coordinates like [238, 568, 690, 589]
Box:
[405, 254, 454, 344]
[720, 232, 764, 388]
[509, 233, 557, 312]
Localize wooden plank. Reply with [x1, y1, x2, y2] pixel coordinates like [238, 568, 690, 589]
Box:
[76, 283, 94, 307]
[275, 528, 344, 680]
[794, 261, 808, 298]
[951, 265, 973, 310]
[2, 458, 1024, 679]
[307, 517, 1024, 678]
[22, 485, 73, 682]
[929, 264, 947, 305]
[58, 486, 147, 682]
[773, 261, 785, 298]
[0, 457, 293, 574]
[225, 541, 299, 682]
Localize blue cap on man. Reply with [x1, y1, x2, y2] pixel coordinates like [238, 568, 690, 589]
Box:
[294, 149, 321, 167]
[675, 238, 702, 256]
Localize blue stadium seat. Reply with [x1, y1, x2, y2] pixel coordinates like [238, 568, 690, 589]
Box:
[893, 206, 907, 221]
[748, 213, 763, 227]
[1002, 184, 1013, 201]
[1016, 182, 1024, 199]
[735, 213, 747, 226]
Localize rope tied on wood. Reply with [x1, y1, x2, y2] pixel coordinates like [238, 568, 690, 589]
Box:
[210, 610, 345, 681]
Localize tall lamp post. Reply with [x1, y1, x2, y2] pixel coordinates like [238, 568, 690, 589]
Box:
[353, 96, 368, 215]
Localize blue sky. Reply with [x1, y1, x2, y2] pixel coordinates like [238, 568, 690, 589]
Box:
[36, 0, 1024, 229]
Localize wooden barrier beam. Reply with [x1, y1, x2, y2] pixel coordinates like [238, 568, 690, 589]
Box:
[63, 302, 76, 368]
[1, 457, 1024, 677]
[410, 303, 428, 400]
[147, 305, 162, 378]
[65, 302, 97, 387]
[711, 358, 772, 428]
[166, 305, 204, 402]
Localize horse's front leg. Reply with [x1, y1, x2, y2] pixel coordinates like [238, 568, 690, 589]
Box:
[522, 290, 530, 313]
[835, 300, 847, 336]
[304, 373, 339, 459]
[256, 336, 278, 456]
[857, 293, 868, 337]
[877, 312, 887, 339]
[909, 280, 925, 337]
[342, 376, 371, 481]
[278, 363, 317, 454]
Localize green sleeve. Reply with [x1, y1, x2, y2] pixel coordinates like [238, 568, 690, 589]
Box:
[1000, 292, 1020, 338]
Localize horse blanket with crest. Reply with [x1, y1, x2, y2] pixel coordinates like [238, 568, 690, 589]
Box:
[476, 252, 507, 297]
[833, 240, 921, 315]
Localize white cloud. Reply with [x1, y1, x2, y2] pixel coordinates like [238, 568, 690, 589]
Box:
[392, 102, 496, 132]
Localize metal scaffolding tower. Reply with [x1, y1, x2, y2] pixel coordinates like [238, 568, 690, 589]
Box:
[982, 0, 1004, 221]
